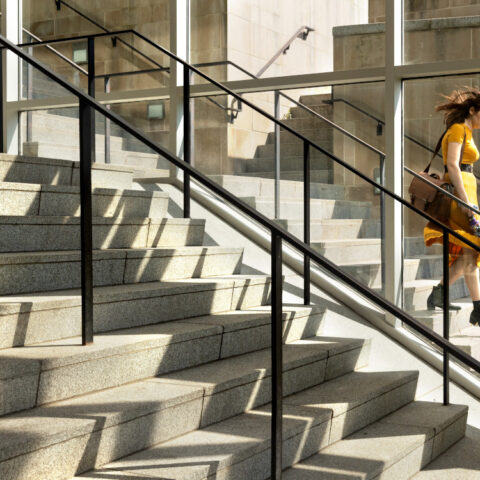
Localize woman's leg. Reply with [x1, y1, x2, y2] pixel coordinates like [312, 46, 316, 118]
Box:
[462, 248, 480, 301]
[440, 253, 466, 286]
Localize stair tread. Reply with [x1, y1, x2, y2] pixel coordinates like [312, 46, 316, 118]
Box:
[159, 335, 369, 395]
[0, 245, 243, 262]
[0, 333, 366, 462]
[411, 435, 480, 479]
[73, 369, 419, 480]
[282, 401, 467, 479]
[0, 215, 204, 225]
[0, 181, 168, 197]
[0, 275, 271, 315]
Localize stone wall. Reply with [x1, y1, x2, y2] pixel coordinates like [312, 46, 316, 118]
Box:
[369, 0, 480, 23]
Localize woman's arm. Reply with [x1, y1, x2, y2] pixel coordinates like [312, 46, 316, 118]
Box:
[446, 141, 471, 214]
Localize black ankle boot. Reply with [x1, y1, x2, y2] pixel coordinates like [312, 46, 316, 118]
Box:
[427, 284, 461, 311]
[470, 301, 480, 326]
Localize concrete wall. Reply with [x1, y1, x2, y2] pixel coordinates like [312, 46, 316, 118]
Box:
[369, 0, 480, 23]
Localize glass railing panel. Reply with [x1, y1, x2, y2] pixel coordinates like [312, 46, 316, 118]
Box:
[20, 37, 90, 97]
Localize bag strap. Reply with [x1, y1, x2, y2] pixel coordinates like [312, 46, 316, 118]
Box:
[425, 126, 466, 173]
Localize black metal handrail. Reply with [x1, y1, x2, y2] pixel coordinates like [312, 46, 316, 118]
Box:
[5, 32, 480, 480]
[327, 96, 440, 157]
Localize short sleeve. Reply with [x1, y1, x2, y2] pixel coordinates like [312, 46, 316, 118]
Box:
[446, 123, 465, 144]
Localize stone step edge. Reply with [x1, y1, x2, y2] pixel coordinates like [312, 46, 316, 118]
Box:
[282, 401, 468, 480]
[74, 369, 418, 480]
[0, 276, 272, 317]
[0, 304, 325, 377]
[0, 181, 169, 198]
[0, 245, 243, 264]
[0, 215, 205, 226]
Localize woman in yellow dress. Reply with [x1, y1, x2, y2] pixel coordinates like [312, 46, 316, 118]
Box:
[425, 88, 480, 326]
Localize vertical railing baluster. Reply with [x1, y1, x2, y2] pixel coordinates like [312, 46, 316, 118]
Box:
[304, 141, 310, 305]
[443, 227, 450, 405]
[104, 76, 111, 164]
[0, 47, 5, 153]
[79, 97, 94, 345]
[380, 154, 386, 294]
[26, 41, 33, 144]
[183, 65, 191, 218]
[271, 231, 283, 480]
[87, 36, 96, 162]
[274, 91, 280, 219]
[78, 36, 96, 345]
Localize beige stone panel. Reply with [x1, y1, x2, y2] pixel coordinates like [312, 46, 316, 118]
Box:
[369, 0, 385, 22]
[343, 33, 385, 69]
[192, 14, 227, 50]
[406, 27, 473, 64]
[193, 0, 227, 16]
[192, 126, 227, 175]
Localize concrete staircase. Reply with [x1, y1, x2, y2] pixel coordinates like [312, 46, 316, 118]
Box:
[0, 151, 469, 480]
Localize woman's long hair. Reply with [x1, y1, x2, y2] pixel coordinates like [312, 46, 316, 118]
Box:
[436, 88, 480, 129]
[432, 88, 480, 157]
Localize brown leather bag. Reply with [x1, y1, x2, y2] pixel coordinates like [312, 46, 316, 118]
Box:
[408, 129, 466, 224]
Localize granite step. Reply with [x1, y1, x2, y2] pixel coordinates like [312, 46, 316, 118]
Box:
[0, 334, 374, 480]
[276, 218, 380, 240]
[243, 154, 333, 174]
[411, 434, 480, 479]
[298, 93, 332, 106]
[0, 276, 272, 349]
[266, 128, 333, 145]
[339, 254, 444, 288]
[411, 299, 473, 337]
[290, 103, 334, 119]
[24, 139, 169, 170]
[241, 196, 371, 220]
[0, 216, 206, 252]
[0, 246, 244, 295]
[255, 141, 333, 159]
[279, 116, 337, 133]
[74, 369, 419, 480]
[0, 182, 169, 217]
[0, 154, 136, 188]
[283, 401, 467, 480]
[403, 279, 469, 312]
[449, 325, 480, 358]
[0, 327, 363, 417]
[208, 174, 345, 200]
[240, 169, 333, 184]
[312, 238, 381, 264]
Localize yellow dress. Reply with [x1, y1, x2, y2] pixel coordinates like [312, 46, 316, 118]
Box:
[424, 123, 480, 266]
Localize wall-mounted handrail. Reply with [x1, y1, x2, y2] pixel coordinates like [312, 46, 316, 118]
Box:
[256, 25, 314, 78]
[22, 27, 88, 76]
[5, 32, 480, 480]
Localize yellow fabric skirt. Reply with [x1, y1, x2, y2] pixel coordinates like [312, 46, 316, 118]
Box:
[424, 171, 480, 267]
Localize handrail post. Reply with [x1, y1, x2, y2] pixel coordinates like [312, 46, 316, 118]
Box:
[104, 76, 111, 164]
[271, 231, 283, 479]
[443, 227, 450, 405]
[380, 155, 386, 294]
[87, 36, 96, 163]
[304, 141, 310, 305]
[183, 65, 191, 218]
[79, 97, 94, 345]
[274, 90, 280, 219]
